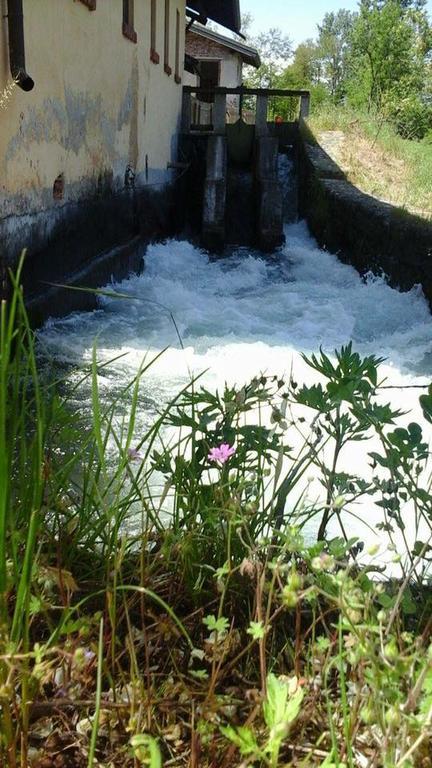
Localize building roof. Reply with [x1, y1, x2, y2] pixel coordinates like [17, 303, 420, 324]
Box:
[187, 24, 261, 68]
[186, 1, 241, 34]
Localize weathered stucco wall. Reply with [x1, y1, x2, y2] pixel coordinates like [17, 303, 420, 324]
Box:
[0, 0, 185, 317]
[1, 0, 185, 215]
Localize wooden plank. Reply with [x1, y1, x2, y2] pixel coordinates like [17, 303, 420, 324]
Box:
[255, 95, 269, 136]
[300, 94, 310, 118]
[181, 91, 192, 132]
[183, 86, 310, 98]
[213, 92, 227, 134]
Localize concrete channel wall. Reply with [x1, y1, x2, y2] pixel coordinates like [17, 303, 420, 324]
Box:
[298, 119, 432, 306]
[24, 183, 179, 325]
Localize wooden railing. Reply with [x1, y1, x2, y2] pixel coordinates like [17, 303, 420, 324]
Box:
[181, 86, 311, 133]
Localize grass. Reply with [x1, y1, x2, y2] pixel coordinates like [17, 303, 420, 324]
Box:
[307, 105, 432, 220]
[1, 274, 432, 767]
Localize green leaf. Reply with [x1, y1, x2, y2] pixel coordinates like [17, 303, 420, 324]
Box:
[419, 667, 432, 719]
[29, 594, 44, 616]
[220, 725, 259, 756]
[377, 592, 394, 609]
[401, 587, 417, 616]
[262, 673, 304, 732]
[246, 621, 266, 640]
[294, 383, 329, 411]
[203, 614, 229, 634]
[315, 636, 331, 652]
[130, 734, 162, 767]
[189, 669, 209, 680]
[420, 386, 432, 424]
[214, 561, 230, 581]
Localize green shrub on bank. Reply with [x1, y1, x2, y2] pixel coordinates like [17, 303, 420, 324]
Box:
[385, 94, 432, 141]
[0, 275, 431, 766]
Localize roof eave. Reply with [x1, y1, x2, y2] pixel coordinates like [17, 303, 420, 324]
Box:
[187, 25, 261, 68]
[186, 1, 241, 34]
[245, 53, 261, 69]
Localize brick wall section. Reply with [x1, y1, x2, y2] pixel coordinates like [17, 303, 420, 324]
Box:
[185, 30, 234, 60]
[184, 30, 242, 110]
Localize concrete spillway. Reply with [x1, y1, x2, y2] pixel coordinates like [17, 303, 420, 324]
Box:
[201, 128, 284, 252]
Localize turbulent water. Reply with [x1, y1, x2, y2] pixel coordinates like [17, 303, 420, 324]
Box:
[38, 221, 432, 561]
[40, 221, 432, 391]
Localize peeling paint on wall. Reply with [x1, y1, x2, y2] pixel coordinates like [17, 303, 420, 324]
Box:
[128, 59, 139, 170]
[0, 0, 186, 287]
[5, 99, 67, 165]
[117, 77, 133, 130]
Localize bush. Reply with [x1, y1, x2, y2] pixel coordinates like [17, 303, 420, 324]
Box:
[388, 95, 432, 140]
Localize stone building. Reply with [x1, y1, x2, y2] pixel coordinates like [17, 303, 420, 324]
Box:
[184, 24, 260, 124]
[0, 0, 240, 319]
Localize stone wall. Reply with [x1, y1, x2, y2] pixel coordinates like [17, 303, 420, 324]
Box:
[298, 119, 432, 305]
[24, 182, 179, 326]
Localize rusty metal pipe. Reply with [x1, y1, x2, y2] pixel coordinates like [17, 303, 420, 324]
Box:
[7, 0, 34, 91]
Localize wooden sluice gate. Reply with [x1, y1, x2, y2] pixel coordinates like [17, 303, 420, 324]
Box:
[179, 86, 310, 251]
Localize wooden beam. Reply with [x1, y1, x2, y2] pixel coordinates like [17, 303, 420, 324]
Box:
[181, 91, 192, 132]
[255, 95, 269, 136]
[213, 93, 227, 134]
[183, 86, 310, 98]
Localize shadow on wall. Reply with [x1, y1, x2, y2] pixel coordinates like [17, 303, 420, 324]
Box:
[298, 119, 432, 307]
[0, 179, 179, 328]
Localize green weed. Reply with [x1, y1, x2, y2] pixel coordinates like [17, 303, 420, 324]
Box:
[0, 275, 431, 766]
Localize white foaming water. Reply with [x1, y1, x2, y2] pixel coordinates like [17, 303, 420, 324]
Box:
[40, 222, 432, 363]
[40, 222, 432, 389]
[39, 222, 432, 563]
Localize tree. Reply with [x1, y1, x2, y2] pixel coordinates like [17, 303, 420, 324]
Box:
[245, 27, 293, 88]
[348, 0, 430, 110]
[237, 12, 254, 41]
[253, 27, 293, 64]
[278, 41, 330, 114]
[284, 40, 322, 88]
[206, 11, 254, 41]
[316, 10, 356, 99]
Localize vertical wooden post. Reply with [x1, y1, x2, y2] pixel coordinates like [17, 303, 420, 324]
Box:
[213, 92, 226, 134]
[181, 90, 191, 132]
[255, 94, 269, 136]
[300, 93, 310, 118]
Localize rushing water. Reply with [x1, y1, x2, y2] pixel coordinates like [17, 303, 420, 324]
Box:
[39, 221, 432, 393]
[38, 221, 432, 565]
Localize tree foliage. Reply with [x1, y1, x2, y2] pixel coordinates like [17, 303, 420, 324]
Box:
[245, 0, 432, 140]
[348, 0, 429, 109]
[245, 26, 293, 88]
[317, 10, 356, 98]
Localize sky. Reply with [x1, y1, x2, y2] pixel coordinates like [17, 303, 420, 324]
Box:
[241, 0, 432, 46]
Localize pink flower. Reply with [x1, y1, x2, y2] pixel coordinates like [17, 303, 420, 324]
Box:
[208, 443, 236, 465]
[128, 447, 143, 462]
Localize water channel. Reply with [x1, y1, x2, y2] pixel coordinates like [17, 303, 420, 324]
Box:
[38, 220, 432, 569]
